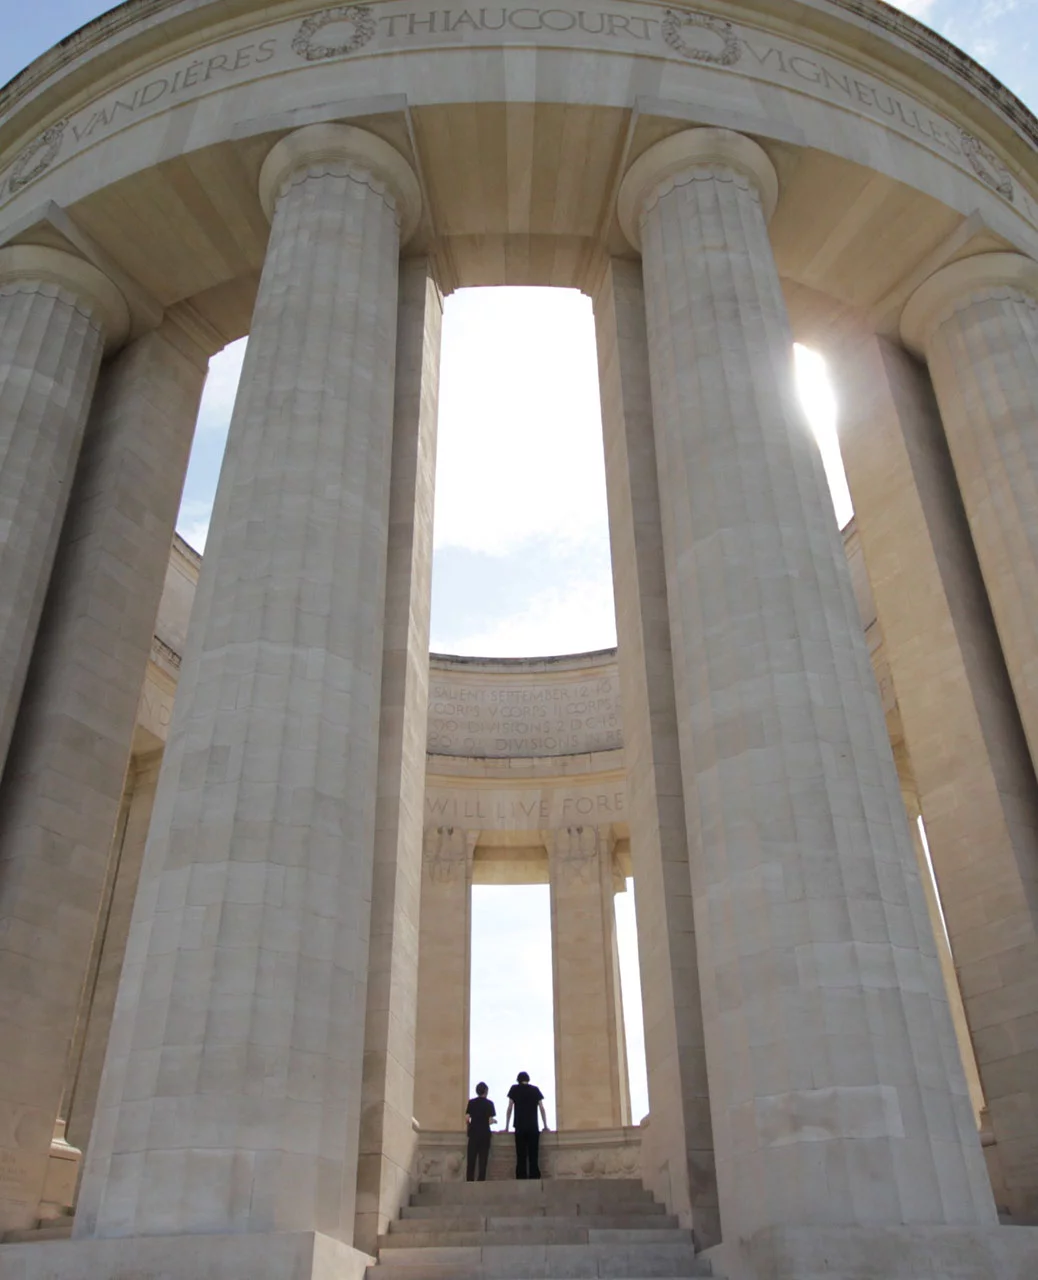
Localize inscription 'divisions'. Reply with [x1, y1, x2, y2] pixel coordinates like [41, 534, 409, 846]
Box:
[0, 1, 1024, 215]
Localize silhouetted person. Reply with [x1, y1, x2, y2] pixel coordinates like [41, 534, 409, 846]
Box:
[465, 1081, 496, 1181]
[505, 1071, 548, 1180]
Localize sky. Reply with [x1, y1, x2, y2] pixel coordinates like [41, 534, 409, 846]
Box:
[3, 0, 1036, 1135]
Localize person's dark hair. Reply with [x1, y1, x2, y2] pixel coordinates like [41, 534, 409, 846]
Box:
[476, 1082, 488, 1096]
[517, 1071, 530, 1084]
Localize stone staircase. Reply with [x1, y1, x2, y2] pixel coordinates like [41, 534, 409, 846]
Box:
[369, 1178, 721, 1278]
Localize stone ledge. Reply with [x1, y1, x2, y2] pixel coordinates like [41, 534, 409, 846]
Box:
[416, 1128, 643, 1183]
[704, 1222, 1038, 1280]
[0, 1229, 373, 1280]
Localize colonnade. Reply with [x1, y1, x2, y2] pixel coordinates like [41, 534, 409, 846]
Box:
[411, 823, 630, 1137]
[0, 118, 1037, 1271]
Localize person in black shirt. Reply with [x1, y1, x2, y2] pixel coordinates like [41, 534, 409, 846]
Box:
[465, 1081, 496, 1181]
[505, 1071, 548, 1179]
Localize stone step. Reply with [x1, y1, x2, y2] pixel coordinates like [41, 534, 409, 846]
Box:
[381, 1226, 692, 1249]
[368, 1240, 714, 1278]
[412, 1179, 654, 1207]
[1, 1219, 75, 1244]
[391, 1213, 679, 1233]
[403, 1200, 667, 1221]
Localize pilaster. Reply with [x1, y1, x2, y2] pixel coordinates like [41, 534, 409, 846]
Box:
[549, 824, 630, 1131]
[64, 751, 165, 1156]
[355, 259, 443, 1253]
[414, 826, 476, 1132]
[593, 255, 717, 1242]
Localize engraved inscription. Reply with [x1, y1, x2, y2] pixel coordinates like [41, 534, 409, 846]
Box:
[0, 1, 1030, 222]
[424, 790, 626, 825]
[427, 671, 622, 756]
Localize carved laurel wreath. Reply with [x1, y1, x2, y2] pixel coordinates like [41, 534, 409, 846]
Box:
[959, 130, 1015, 203]
[8, 119, 67, 194]
[292, 5, 377, 61]
[661, 9, 742, 67]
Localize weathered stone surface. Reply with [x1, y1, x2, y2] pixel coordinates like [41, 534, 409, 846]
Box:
[625, 127, 995, 1239]
[73, 127, 412, 1243]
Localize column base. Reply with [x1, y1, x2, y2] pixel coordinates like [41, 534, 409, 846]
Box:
[0, 1230, 373, 1280]
[703, 1223, 1038, 1279]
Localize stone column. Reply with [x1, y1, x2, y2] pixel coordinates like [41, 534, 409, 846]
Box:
[0, 247, 128, 790]
[66, 750, 165, 1154]
[593, 256, 717, 1242]
[902, 256, 1038, 772]
[414, 826, 475, 1132]
[549, 825, 630, 1131]
[355, 259, 442, 1253]
[618, 129, 995, 1258]
[74, 125, 421, 1262]
[0, 310, 211, 1233]
[832, 330, 1038, 1220]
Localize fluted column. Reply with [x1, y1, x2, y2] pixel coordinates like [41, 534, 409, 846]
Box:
[902, 257, 1038, 775]
[0, 248, 128, 792]
[619, 128, 994, 1250]
[832, 329, 1038, 1221]
[74, 125, 420, 1251]
[355, 259, 442, 1253]
[0, 309, 210, 1232]
[414, 826, 476, 1131]
[594, 257, 717, 1241]
[549, 825, 630, 1131]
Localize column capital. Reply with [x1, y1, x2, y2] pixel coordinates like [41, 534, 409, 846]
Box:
[0, 245, 129, 349]
[259, 122, 422, 243]
[617, 127, 778, 251]
[901, 251, 1038, 356]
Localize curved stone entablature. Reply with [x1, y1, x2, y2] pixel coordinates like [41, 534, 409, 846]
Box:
[0, 1, 1030, 213]
[427, 648, 622, 756]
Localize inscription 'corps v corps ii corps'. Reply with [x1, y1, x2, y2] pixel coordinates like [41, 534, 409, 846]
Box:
[0, 1, 1023, 213]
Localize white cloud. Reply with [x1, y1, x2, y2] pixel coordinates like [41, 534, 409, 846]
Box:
[891, 0, 939, 17]
[434, 289, 609, 557]
[176, 499, 214, 553]
[442, 572, 616, 657]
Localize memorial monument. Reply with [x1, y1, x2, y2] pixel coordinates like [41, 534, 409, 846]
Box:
[1, 0, 1038, 1276]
